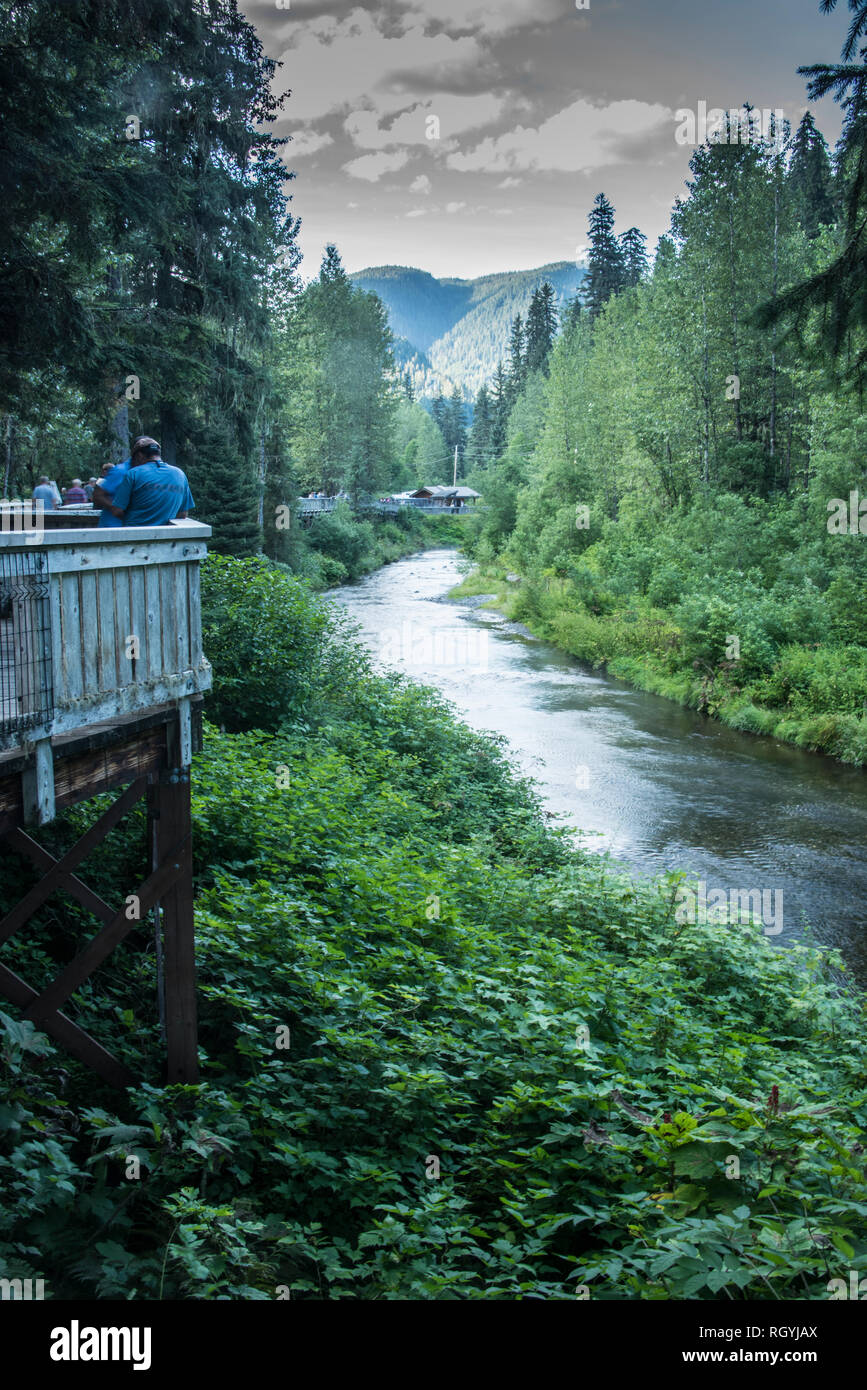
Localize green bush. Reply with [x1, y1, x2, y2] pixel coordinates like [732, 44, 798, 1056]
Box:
[201, 553, 335, 732]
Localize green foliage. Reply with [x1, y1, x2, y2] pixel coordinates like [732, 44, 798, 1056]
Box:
[1, 557, 864, 1301]
[200, 554, 336, 732]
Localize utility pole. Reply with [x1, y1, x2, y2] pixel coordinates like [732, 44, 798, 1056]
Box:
[453, 444, 458, 488]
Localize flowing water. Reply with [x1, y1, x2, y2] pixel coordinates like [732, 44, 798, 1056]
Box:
[330, 548, 867, 985]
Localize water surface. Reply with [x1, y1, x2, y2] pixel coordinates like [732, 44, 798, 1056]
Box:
[330, 549, 867, 984]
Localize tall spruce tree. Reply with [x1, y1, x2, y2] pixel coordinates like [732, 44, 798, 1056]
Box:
[584, 193, 626, 320]
[491, 361, 509, 457]
[467, 384, 495, 469]
[788, 112, 836, 238]
[446, 385, 468, 470]
[507, 314, 527, 402]
[525, 283, 558, 373]
[620, 227, 650, 287]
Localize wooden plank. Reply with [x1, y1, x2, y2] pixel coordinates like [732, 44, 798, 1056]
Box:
[0, 962, 134, 1088]
[7, 830, 115, 925]
[0, 779, 146, 947]
[53, 728, 166, 810]
[79, 570, 99, 697]
[187, 562, 203, 668]
[43, 541, 208, 575]
[158, 566, 173, 679]
[114, 566, 132, 688]
[20, 736, 54, 825]
[23, 833, 191, 1025]
[97, 567, 116, 693]
[129, 565, 147, 687]
[154, 772, 198, 1083]
[174, 559, 187, 675]
[60, 573, 83, 703]
[145, 564, 161, 680]
[177, 697, 192, 770]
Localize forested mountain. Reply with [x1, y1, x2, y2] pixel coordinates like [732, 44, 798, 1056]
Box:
[351, 261, 585, 399]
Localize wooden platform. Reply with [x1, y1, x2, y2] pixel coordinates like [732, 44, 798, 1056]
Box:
[0, 520, 212, 1088]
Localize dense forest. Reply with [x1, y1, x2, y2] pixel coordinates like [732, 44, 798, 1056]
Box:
[459, 99, 867, 765]
[0, 0, 866, 1311]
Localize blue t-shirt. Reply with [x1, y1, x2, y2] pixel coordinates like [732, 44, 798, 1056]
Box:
[97, 458, 131, 528]
[112, 459, 194, 527]
[32, 484, 56, 510]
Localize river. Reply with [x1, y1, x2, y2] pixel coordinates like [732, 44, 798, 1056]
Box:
[330, 548, 867, 985]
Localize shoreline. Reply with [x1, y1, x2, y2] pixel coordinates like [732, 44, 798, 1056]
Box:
[449, 564, 867, 771]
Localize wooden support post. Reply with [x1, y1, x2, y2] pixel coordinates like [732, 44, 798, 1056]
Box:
[156, 703, 198, 1084]
[21, 736, 55, 826]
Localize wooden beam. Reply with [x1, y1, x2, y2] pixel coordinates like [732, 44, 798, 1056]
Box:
[0, 779, 147, 948]
[155, 750, 198, 1083]
[0, 962, 135, 1089]
[22, 832, 190, 1027]
[21, 736, 55, 826]
[5, 828, 115, 925]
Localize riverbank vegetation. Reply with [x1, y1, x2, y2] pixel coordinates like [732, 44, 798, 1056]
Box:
[459, 91, 867, 763]
[1, 555, 865, 1300]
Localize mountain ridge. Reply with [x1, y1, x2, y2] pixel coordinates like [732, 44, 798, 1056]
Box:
[350, 260, 585, 401]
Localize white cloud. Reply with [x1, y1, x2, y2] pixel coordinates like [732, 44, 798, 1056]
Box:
[498, 175, 522, 188]
[446, 98, 675, 173]
[345, 94, 505, 150]
[277, 10, 484, 123]
[287, 129, 334, 159]
[406, 0, 563, 35]
[410, 174, 432, 194]
[406, 207, 428, 218]
[343, 149, 411, 182]
[445, 201, 467, 214]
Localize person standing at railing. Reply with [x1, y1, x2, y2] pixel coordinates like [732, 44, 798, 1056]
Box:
[93, 441, 144, 527]
[105, 437, 195, 527]
[62, 478, 89, 504]
[32, 476, 56, 510]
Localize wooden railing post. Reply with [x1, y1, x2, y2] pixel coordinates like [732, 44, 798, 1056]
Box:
[154, 705, 198, 1084]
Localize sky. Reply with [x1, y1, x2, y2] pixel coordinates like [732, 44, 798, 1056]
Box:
[245, 0, 850, 281]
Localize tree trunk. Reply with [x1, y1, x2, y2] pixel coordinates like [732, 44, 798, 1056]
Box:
[769, 179, 779, 477]
[2, 414, 13, 498]
[727, 189, 743, 441]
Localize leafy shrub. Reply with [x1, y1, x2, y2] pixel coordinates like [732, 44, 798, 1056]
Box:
[201, 553, 335, 732]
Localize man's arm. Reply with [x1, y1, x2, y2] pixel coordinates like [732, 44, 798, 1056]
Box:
[109, 471, 134, 519]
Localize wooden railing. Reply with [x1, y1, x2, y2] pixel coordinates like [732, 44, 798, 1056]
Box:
[0, 519, 212, 820]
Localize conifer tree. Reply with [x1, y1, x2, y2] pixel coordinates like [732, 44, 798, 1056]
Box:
[525, 283, 558, 373]
[584, 193, 625, 320]
[619, 227, 649, 287]
[491, 362, 509, 458]
[758, 5, 867, 383]
[507, 314, 527, 402]
[467, 384, 495, 469]
[788, 112, 836, 238]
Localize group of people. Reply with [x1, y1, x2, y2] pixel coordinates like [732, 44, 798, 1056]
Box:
[32, 476, 98, 508]
[31, 437, 195, 527]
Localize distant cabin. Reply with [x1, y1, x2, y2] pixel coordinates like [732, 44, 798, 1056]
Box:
[407, 486, 481, 508]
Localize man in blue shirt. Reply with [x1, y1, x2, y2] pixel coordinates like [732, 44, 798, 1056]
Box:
[106, 437, 195, 527]
[32, 476, 56, 510]
[93, 446, 137, 527]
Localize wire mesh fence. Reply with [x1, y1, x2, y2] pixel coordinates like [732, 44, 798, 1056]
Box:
[0, 549, 54, 740]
